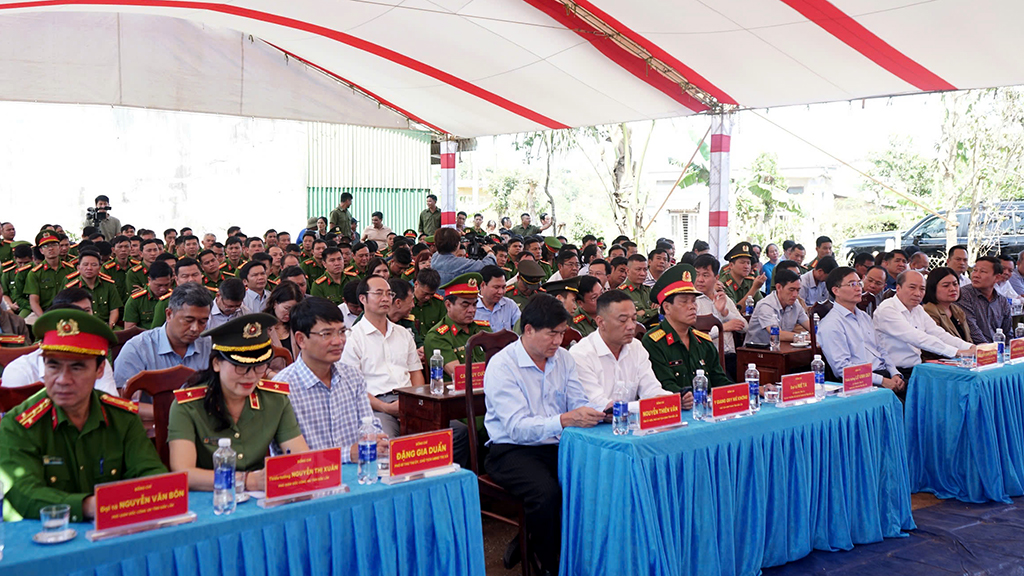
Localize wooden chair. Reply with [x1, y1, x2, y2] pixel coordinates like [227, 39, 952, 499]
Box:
[122, 365, 197, 468]
[0, 343, 39, 370]
[694, 314, 726, 369]
[463, 330, 531, 576]
[634, 322, 647, 339]
[0, 382, 44, 414]
[111, 326, 144, 361]
[561, 327, 582, 349]
[271, 345, 293, 365]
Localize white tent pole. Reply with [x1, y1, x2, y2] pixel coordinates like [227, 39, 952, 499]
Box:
[708, 113, 732, 260]
[440, 140, 457, 229]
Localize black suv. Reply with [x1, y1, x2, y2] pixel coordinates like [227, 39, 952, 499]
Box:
[841, 202, 1024, 264]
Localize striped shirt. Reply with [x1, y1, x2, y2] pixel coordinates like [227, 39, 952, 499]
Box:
[274, 354, 373, 463]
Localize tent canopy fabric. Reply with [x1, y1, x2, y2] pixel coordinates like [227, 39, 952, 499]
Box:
[0, 1, 1018, 137]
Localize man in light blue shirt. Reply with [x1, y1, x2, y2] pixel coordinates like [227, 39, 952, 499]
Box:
[113, 283, 213, 390]
[430, 228, 496, 287]
[818, 266, 905, 397]
[798, 256, 837, 306]
[484, 293, 604, 574]
[475, 265, 520, 332]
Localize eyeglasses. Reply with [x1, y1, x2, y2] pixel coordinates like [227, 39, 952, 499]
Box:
[842, 281, 864, 289]
[309, 328, 347, 340]
[232, 363, 270, 376]
[367, 290, 395, 298]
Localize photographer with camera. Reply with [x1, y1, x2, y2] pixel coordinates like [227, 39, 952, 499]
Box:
[430, 228, 496, 286]
[85, 194, 121, 241]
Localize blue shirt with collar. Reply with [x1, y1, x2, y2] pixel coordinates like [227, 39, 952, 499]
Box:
[818, 303, 898, 385]
[430, 252, 497, 288]
[475, 295, 521, 333]
[112, 326, 212, 389]
[484, 339, 598, 446]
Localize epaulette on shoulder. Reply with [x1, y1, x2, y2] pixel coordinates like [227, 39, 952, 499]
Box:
[315, 275, 327, 285]
[2, 261, 14, 272]
[303, 259, 314, 265]
[745, 276, 755, 280]
[436, 324, 450, 335]
[692, 329, 713, 342]
[474, 320, 490, 327]
[266, 278, 279, 286]
[131, 264, 143, 272]
[218, 261, 228, 269]
[31, 263, 44, 272]
[0, 334, 26, 345]
[573, 314, 585, 323]
[64, 259, 78, 267]
[64, 279, 80, 289]
[648, 328, 666, 342]
[404, 266, 415, 275]
[618, 282, 630, 291]
[103, 260, 116, 270]
[16, 396, 52, 429]
[131, 289, 148, 299]
[99, 272, 115, 283]
[405, 314, 416, 321]
[100, 394, 139, 414]
[16, 263, 31, 272]
[173, 386, 206, 404]
[65, 271, 80, 280]
[258, 380, 290, 395]
[159, 291, 172, 301]
[344, 269, 359, 277]
[207, 286, 219, 294]
[433, 293, 443, 300]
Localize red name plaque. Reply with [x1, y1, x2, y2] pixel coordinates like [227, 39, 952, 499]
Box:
[264, 448, 343, 499]
[452, 362, 485, 391]
[390, 429, 454, 477]
[977, 343, 998, 367]
[781, 372, 815, 402]
[842, 363, 873, 393]
[710, 383, 750, 418]
[638, 394, 682, 430]
[1011, 339, 1024, 361]
[94, 471, 189, 531]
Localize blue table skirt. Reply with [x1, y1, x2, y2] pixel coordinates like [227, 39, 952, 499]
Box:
[559, 389, 915, 576]
[906, 362, 1024, 503]
[2, 466, 485, 576]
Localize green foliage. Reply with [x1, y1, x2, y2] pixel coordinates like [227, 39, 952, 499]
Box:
[484, 168, 532, 217]
[732, 152, 804, 244]
[860, 136, 937, 206]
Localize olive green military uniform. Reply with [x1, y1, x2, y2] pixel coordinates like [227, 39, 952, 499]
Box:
[343, 265, 367, 283]
[506, 286, 539, 309]
[23, 261, 76, 312]
[9, 262, 32, 316]
[419, 208, 442, 236]
[102, 258, 133, 303]
[0, 389, 167, 521]
[150, 285, 217, 327]
[167, 379, 302, 473]
[642, 321, 732, 395]
[64, 273, 124, 324]
[571, 308, 598, 337]
[311, 272, 353, 305]
[619, 280, 660, 326]
[721, 274, 763, 308]
[124, 287, 163, 328]
[202, 271, 230, 290]
[0, 238, 13, 264]
[510, 225, 541, 237]
[300, 258, 325, 284]
[411, 293, 447, 341]
[423, 315, 490, 382]
[125, 263, 150, 294]
[397, 265, 417, 283]
[501, 262, 517, 281]
[2, 260, 24, 305]
[330, 205, 353, 239]
[222, 259, 245, 277]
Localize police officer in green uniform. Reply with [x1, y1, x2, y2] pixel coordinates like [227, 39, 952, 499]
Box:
[642, 264, 732, 401]
[506, 259, 546, 309]
[619, 253, 660, 327]
[0, 310, 167, 522]
[410, 269, 446, 341]
[167, 313, 309, 492]
[63, 250, 124, 327]
[513, 275, 579, 334]
[423, 273, 491, 381]
[310, 246, 354, 305]
[570, 275, 603, 337]
[23, 231, 77, 318]
[720, 241, 767, 309]
[103, 235, 134, 303]
[2, 244, 32, 315]
[123, 261, 174, 329]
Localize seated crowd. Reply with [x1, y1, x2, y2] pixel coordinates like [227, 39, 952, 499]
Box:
[0, 197, 1013, 574]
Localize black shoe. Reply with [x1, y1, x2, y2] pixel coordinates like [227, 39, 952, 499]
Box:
[503, 537, 521, 569]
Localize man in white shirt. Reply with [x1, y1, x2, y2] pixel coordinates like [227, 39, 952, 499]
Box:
[995, 255, 1020, 300]
[798, 256, 837, 307]
[692, 254, 746, 381]
[340, 275, 423, 437]
[874, 270, 975, 380]
[571, 290, 672, 408]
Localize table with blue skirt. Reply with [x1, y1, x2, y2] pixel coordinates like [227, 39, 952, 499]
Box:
[2, 465, 485, 576]
[906, 361, 1024, 503]
[559, 388, 915, 576]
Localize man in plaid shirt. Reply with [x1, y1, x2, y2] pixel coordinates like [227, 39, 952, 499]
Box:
[274, 297, 386, 462]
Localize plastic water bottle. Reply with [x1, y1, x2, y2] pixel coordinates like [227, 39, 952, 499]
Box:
[1016, 323, 1024, 339]
[813, 313, 820, 338]
[812, 354, 826, 399]
[374, 417, 389, 473]
[745, 363, 760, 411]
[611, 380, 629, 435]
[429, 350, 444, 396]
[213, 438, 237, 515]
[996, 328, 1006, 363]
[769, 324, 781, 351]
[358, 416, 379, 484]
[692, 370, 708, 421]
[745, 296, 754, 317]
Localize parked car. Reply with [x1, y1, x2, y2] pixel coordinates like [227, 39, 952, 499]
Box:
[841, 202, 1024, 264]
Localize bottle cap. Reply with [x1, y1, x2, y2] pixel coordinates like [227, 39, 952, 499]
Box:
[748, 363, 756, 370]
[361, 416, 374, 425]
[433, 349, 441, 356]
[696, 369, 705, 376]
[813, 354, 821, 361]
[218, 438, 231, 448]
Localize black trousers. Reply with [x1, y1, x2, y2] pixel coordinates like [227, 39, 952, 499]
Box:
[486, 444, 561, 573]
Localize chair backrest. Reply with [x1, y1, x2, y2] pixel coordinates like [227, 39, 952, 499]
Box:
[272, 345, 293, 366]
[464, 330, 519, 474]
[634, 322, 647, 339]
[122, 365, 197, 468]
[0, 343, 39, 370]
[694, 314, 726, 369]
[561, 327, 582, 349]
[0, 382, 45, 414]
[111, 326, 145, 361]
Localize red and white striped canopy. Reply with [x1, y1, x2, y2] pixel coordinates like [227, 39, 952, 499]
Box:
[0, 1, 1017, 137]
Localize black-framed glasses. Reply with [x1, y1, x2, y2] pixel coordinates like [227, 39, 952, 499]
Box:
[232, 363, 270, 376]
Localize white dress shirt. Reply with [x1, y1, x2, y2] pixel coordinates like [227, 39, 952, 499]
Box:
[695, 293, 745, 354]
[873, 297, 972, 368]
[570, 331, 670, 407]
[995, 280, 1019, 300]
[338, 303, 360, 329]
[2, 348, 118, 395]
[341, 316, 422, 397]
